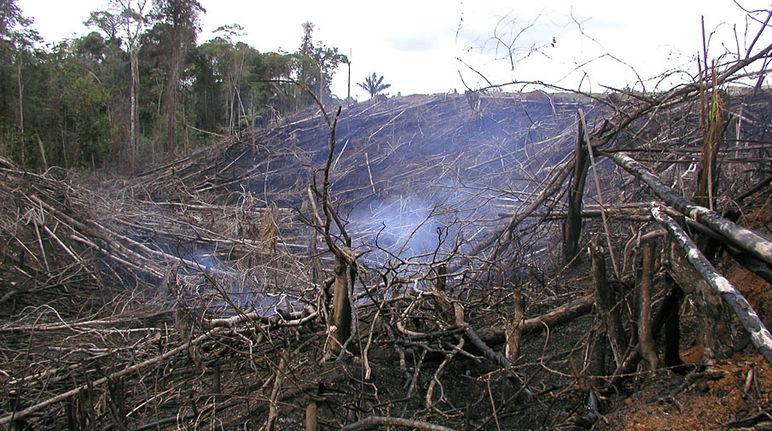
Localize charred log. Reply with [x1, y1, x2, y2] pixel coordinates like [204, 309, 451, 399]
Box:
[611, 152, 772, 266]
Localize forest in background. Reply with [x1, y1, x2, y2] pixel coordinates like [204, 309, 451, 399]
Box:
[0, 0, 348, 172]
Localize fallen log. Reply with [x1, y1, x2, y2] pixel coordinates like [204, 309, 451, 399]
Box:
[679, 215, 772, 285]
[479, 294, 595, 345]
[340, 416, 456, 431]
[651, 204, 772, 366]
[0, 304, 317, 426]
[0, 325, 229, 426]
[610, 152, 772, 266]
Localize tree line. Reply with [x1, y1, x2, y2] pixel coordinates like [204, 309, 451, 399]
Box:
[0, 0, 348, 172]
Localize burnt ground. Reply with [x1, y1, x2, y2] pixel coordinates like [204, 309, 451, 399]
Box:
[0, 86, 771, 430]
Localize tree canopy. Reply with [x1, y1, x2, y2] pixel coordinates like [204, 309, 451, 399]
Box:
[0, 1, 348, 171]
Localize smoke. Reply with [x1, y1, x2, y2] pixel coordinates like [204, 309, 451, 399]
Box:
[182, 247, 221, 274]
[348, 195, 448, 265]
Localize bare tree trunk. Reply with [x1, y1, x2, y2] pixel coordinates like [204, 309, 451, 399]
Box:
[319, 67, 324, 104]
[332, 254, 351, 352]
[637, 241, 658, 370]
[36, 135, 48, 171]
[435, 263, 446, 292]
[16, 55, 24, 170]
[165, 34, 180, 155]
[563, 111, 589, 262]
[305, 400, 317, 431]
[505, 290, 524, 362]
[225, 74, 235, 134]
[130, 47, 140, 168]
[668, 236, 730, 362]
[346, 50, 351, 103]
[662, 276, 685, 369]
[590, 326, 608, 379]
[591, 237, 628, 368]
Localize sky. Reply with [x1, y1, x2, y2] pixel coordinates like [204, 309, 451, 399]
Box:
[16, 0, 772, 100]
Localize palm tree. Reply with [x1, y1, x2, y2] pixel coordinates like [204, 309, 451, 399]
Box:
[357, 72, 391, 98]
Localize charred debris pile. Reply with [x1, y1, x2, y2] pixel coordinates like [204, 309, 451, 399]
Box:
[1, 63, 772, 429]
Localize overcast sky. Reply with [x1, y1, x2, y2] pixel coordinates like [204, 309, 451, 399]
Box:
[17, 0, 772, 100]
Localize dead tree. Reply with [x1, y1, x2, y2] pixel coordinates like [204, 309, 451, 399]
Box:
[636, 240, 658, 371]
[332, 254, 353, 348]
[562, 111, 590, 262]
[304, 100, 358, 356]
[505, 290, 525, 362]
[661, 275, 685, 369]
[591, 237, 628, 369]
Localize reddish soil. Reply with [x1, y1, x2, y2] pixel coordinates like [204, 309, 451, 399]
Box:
[603, 198, 772, 431]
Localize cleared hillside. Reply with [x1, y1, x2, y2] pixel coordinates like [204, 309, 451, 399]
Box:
[1, 82, 771, 430]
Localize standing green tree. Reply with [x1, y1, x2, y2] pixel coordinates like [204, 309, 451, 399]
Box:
[151, 0, 204, 155]
[299, 21, 314, 58]
[190, 35, 295, 136]
[42, 37, 114, 168]
[196, 24, 250, 134]
[1, 3, 115, 171]
[87, 0, 150, 168]
[293, 22, 347, 106]
[293, 21, 318, 107]
[0, 0, 40, 168]
[312, 42, 347, 103]
[357, 72, 390, 98]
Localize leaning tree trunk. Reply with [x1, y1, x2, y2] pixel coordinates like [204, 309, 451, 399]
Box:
[610, 151, 772, 266]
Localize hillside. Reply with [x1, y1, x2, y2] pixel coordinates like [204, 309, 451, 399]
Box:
[1, 82, 771, 430]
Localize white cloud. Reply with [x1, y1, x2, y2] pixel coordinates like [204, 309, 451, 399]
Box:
[18, 0, 772, 99]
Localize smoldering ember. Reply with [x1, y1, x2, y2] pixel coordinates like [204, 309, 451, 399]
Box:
[2, 5, 772, 431]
